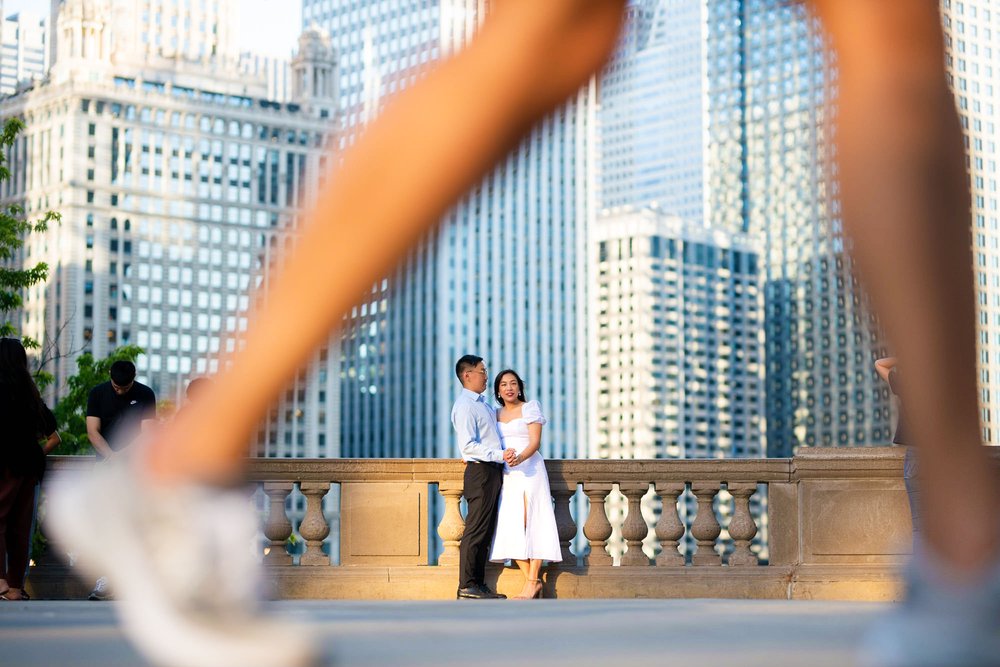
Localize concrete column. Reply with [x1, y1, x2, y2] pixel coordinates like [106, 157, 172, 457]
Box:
[437, 482, 465, 566]
[551, 484, 578, 567]
[726, 483, 758, 566]
[619, 483, 651, 566]
[263, 482, 294, 566]
[582, 483, 613, 567]
[690, 483, 721, 566]
[299, 482, 331, 566]
[654, 482, 686, 567]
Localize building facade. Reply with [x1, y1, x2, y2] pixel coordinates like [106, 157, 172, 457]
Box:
[598, 0, 706, 219]
[305, 0, 595, 462]
[706, 0, 892, 456]
[0, 0, 340, 458]
[590, 208, 764, 460]
[942, 0, 1000, 444]
[1, 11, 50, 97]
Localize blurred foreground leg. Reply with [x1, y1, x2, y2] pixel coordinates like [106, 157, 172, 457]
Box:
[807, 1, 1000, 664]
[49, 3, 627, 667]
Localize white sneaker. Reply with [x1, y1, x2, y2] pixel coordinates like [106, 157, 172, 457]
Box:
[48, 457, 319, 667]
[860, 548, 1000, 667]
[88, 576, 113, 601]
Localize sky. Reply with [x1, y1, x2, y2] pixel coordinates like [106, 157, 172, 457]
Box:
[2, 0, 302, 59]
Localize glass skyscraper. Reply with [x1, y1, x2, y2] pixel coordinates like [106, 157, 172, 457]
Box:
[943, 0, 1000, 444]
[304, 1, 595, 460]
[599, 0, 892, 458]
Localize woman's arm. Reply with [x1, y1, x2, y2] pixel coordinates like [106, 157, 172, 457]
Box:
[41, 430, 61, 455]
[514, 423, 543, 465]
[874, 357, 897, 384]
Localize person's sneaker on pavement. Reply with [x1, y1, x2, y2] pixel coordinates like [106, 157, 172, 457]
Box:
[88, 576, 113, 601]
[49, 456, 318, 667]
[860, 546, 1000, 667]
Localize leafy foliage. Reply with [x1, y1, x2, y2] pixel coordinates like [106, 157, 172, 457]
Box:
[0, 116, 61, 388]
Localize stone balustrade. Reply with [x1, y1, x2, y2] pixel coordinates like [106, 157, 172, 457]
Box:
[32, 447, 949, 601]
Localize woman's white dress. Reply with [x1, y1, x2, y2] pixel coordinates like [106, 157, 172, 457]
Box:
[489, 400, 562, 562]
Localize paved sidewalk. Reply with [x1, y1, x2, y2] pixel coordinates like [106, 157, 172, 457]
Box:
[2, 598, 886, 666]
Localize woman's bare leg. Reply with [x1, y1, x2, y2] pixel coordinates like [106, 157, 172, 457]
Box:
[806, 0, 1000, 577]
[143, 0, 628, 485]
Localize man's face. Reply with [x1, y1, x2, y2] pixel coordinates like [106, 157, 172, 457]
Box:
[111, 379, 134, 396]
[464, 362, 489, 394]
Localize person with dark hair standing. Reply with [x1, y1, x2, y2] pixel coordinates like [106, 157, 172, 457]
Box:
[489, 369, 560, 599]
[451, 355, 515, 599]
[875, 357, 918, 536]
[0, 338, 59, 601]
[84, 360, 156, 600]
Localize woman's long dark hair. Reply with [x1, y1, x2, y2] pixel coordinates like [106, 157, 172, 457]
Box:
[493, 369, 527, 406]
[0, 337, 46, 427]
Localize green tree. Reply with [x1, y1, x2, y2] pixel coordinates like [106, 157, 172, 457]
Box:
[0, 117, 61, 389]
[52, 345, 144, 455]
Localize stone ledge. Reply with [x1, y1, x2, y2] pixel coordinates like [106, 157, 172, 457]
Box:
[27, 563, 903, 602]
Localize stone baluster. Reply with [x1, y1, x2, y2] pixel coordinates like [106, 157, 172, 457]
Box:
[263, 482, 294, 566]
[689, 483, 722, 566]
[726, 483, 759, 566]
[582, 483, 614, 567]
[551, 484, 578, 567]
[298, 482, 331, 566]
[437, 482, 465, 566]
[619, 483, 651, 566]
[654, 482, 686, 567]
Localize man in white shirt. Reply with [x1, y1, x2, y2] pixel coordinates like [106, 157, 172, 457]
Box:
[451, 354, 516, 599]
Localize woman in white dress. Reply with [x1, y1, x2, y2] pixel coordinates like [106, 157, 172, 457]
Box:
[489, 369, 561, 599]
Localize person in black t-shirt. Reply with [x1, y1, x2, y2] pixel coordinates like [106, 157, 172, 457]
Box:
[86, 361, 157, 460]
[84, 360, 155, 601]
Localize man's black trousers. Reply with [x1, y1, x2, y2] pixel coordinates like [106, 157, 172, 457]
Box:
[459, 461, 503, 589]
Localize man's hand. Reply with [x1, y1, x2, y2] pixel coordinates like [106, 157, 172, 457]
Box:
[504, 448, 518, 466]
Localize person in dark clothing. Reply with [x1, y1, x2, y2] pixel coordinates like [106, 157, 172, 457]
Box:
[875, 357, 918, 536]
[84, 360, 155, 599]
[0, 338, 60, 601]
[85, 361, 156, 459]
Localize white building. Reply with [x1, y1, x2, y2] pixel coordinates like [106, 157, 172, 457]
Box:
[1, 11, 50, 97]
[0, 0, 340, 459]
[590, 207, 764, 460]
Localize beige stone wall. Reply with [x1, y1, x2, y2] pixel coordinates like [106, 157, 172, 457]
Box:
[34, 447, 999, 601]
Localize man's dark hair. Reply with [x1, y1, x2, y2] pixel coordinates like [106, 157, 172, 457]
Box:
[110, 360, 137, 386]
[455, 354, 483, 381]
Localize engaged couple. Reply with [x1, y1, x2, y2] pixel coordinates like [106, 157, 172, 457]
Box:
[450, 355, 562, 601]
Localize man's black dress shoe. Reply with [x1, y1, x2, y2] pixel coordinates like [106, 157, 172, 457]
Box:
[457, 585, 507, 600]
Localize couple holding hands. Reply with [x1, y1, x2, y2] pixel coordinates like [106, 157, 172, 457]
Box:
[450, 355, 562, 600]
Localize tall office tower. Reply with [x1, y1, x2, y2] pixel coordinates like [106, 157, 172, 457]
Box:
[305, 1, 594, 460]
[598, 0, 892, 458]
[0, 0, 339, 458]
[706, 0, 892, 457]
[590, 208, 764, 460]
[0, 12, 50, 97]
[590, 208, 765, 562]
[598, 0, 705, 219]
[942, 1, 1000, 444]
